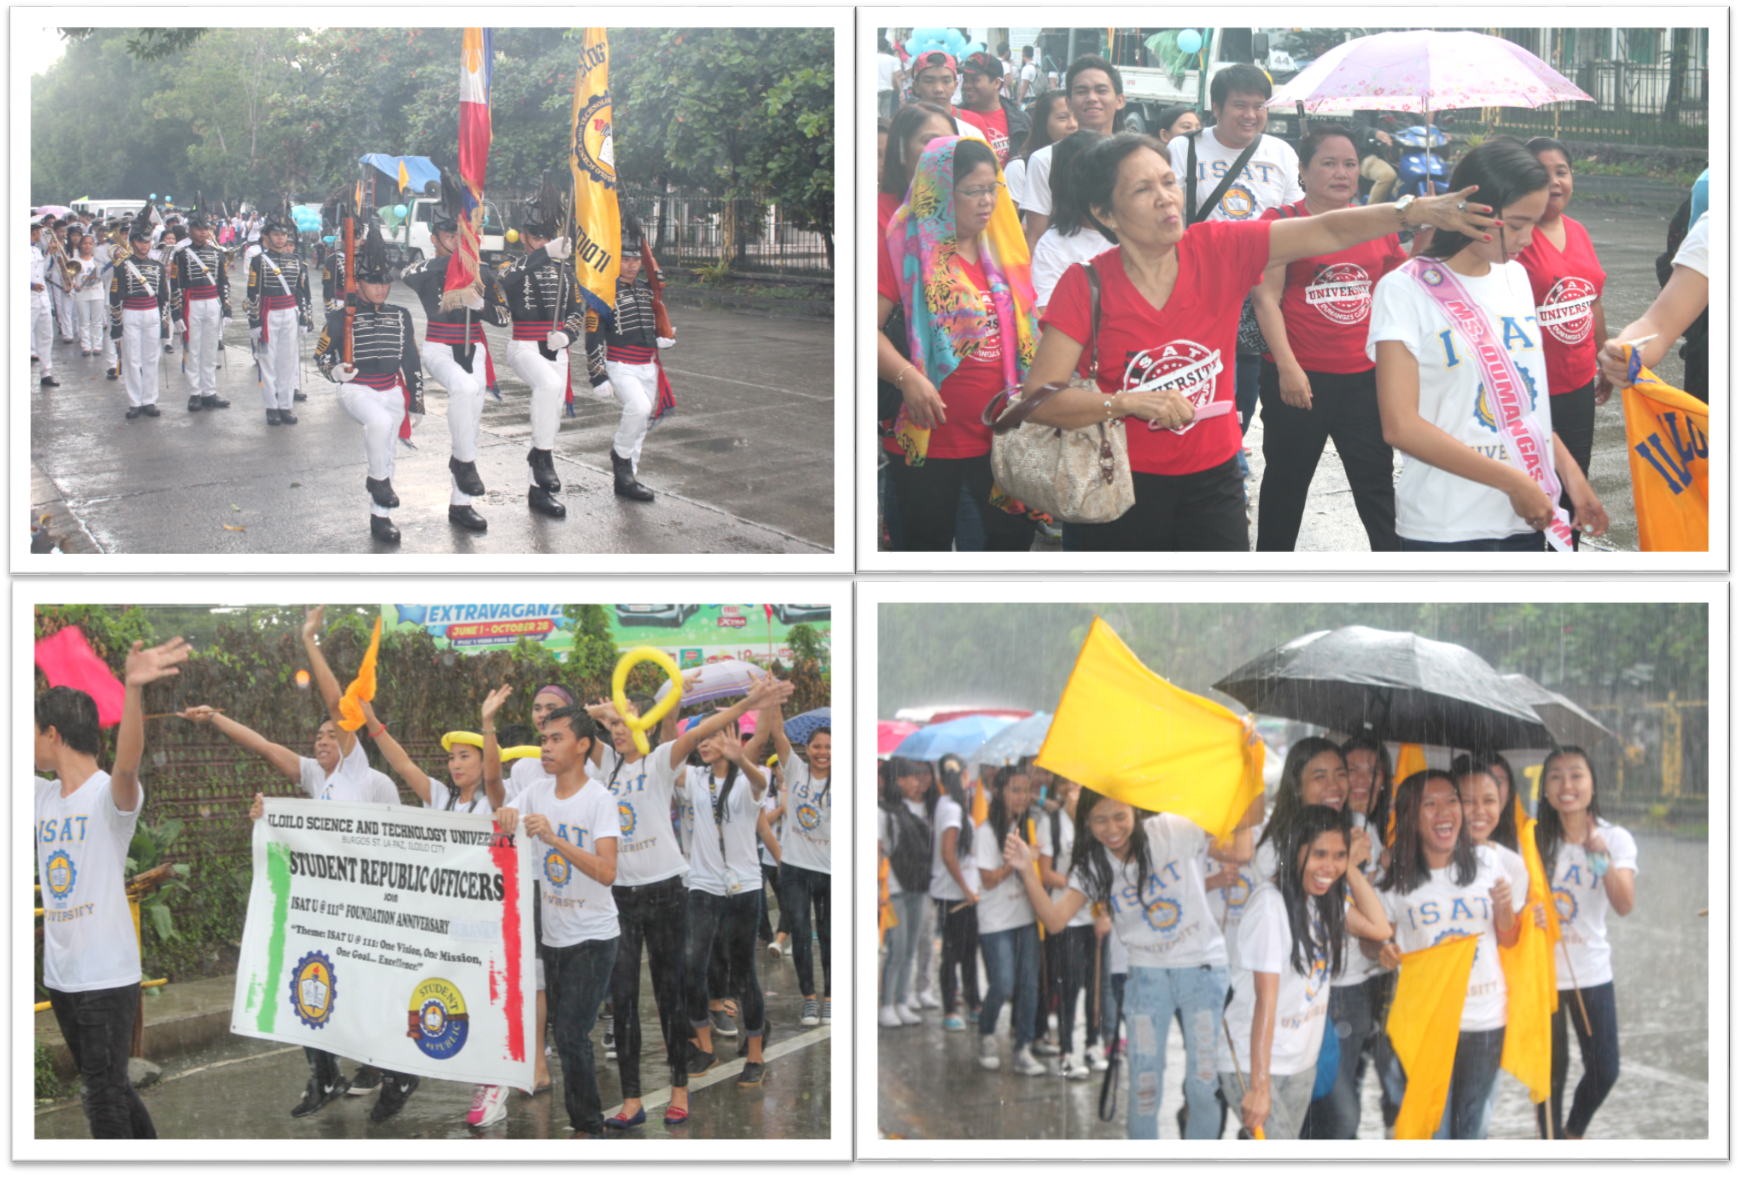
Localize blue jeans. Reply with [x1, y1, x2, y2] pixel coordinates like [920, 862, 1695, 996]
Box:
[978, 924, 1040, 1049]
[778, 862, 831, 998]
[880, 890, 926, 1008]
[547, 935, 618, 1134]
[1399, 531, 1546, 552]
[1124, 963, 1230, 1140]
[48, 983, 157, 1138]
[1432, 1025, 1506, 1139]
[1541, 980, 1621, 1137]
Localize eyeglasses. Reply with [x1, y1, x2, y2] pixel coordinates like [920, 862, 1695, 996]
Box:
[956, 182, 1006, 203]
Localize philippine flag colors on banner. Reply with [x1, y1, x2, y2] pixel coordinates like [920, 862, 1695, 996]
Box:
[443, 27, 492, 312]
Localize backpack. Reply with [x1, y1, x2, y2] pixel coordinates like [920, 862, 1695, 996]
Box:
[886, 804, 933, 893]
[1657, 195, 1708, 401]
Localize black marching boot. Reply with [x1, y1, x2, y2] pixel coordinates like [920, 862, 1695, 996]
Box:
[448, 504, 488, 531]
[370, 514, 401, 544]
[528, 484, 566, 519]
[527, 447, 562, 493]
[611, 450, 655, 502]
[449, 456, 486, 497]
[365, 477, 400, 509]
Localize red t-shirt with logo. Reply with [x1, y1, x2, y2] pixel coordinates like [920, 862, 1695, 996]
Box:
[955, 106, 1012, 167]
[1515, 214, 1606, 395]
[1042, 220, 1269, 477]
[1259, 201, 1408, 375]
[879, 253, 1006, 460]
[878, 192, 903, 305]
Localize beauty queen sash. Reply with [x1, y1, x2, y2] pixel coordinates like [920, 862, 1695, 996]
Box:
[1405, 258, 1575, 552]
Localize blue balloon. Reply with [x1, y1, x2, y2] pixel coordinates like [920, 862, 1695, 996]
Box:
[322, 235, 336, 244]
[150, 193, 157, 200]
[393, 204, 407, 217]
[1178, 28, 1203, 55]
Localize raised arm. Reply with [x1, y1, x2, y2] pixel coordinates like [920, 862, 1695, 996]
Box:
[358, 698, 431, 803]
[300, 605, 355, 758]
[181, 705, 302, 782]
[481, 683, 512, 810]
[671, 677, 794, 769]
[114, 638, 191, 812]
[716, 728, 768, 800]
[1003, 829, 1089, 934]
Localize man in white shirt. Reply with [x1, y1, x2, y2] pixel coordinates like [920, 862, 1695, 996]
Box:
[30, 218, 60, 387]
[876, 34, 901, 117]
[1015, 46, 1040, 104]
[1020, 54, 1127, 250]
[35, 634, 190, 1137]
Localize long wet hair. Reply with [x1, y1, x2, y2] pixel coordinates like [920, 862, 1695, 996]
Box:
[1381, 769, 1477, 894]
[1259, 736, 1348, 855]
[1535, 745, 1601, 883]
[1274, 805, 1349, 980]
[1340, 733, 1393, 842]
[884, 756, 934, 810]
[985, 765, 1034, 850]
[1070, 786, 1155, 907]
[930, 752, 975, 849]
[1450, 752, 1519, 852]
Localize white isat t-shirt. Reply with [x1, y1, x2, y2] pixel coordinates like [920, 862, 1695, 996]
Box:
[1019, 143, 1056, 217]
[1366, 260, 1556, 543]
[519, 777, 621, 946]
[35, 771, 145, 992]
[1380, 844, 1528, 1031]
[781, 756, 831, 874]
[1031, 228, 1114, 308]
[972, 821, 1038, 935]
[1205, 823, 1275, 972]
[760, 788, 782, 867]
[594, 744, 688, 886]
[675, 776, 698, 861]
[1333, 811, 1385, 987]
[878, 798, 927, 896]
[505, 755, 554, 806]
[298, 739, 400, 805]
[1549, 820, 1639, 990]
[1068, 812, 1227, 969]
[426, 779, 493, 815]
[1673, 211, 1709, 277]
[1004, 157, 1028, 211]
[1169, 131, 1303, 223]
[928, 794, 976, 901]
[1035, 808, 1094, 929]
[684, 765, 762, 897]
[1217, 883, 1334, 1077]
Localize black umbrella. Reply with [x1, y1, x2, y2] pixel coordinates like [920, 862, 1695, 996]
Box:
[1500, 674, 1613, 747]
[1214, 625, 1552, 751]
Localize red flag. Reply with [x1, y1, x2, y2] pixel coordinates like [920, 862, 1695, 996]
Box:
[444, 28, 493, 311]
[34, 626, 125, 727]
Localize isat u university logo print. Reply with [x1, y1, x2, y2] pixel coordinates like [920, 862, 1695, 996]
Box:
[407, 977, 470, 1060]
[291, 951, 337, 1029]
[44, 848, 78, 901]
[544, 847, 571, 888]
[618, 801, 637, 838]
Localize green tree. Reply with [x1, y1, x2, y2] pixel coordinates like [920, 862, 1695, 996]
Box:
[753, 64, 835, 265]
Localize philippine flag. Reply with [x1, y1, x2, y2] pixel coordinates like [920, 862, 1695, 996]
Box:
[448, 27, 493, 301]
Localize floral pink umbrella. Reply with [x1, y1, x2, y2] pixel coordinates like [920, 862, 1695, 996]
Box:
[1265, 28, 1593, 130]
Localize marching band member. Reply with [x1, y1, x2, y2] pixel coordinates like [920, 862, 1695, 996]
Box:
[109, 215, 170, 418]
[247, 210, 313, 427]
[171, 211, 233, 413]
[584, 210, 670, 503]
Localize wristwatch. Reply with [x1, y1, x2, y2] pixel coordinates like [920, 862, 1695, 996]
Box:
[1394, 194, 1416, 228]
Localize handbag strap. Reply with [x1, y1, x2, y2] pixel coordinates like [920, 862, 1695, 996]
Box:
[1186, 130, 1263, 226]
[985, 262, 1101, 431]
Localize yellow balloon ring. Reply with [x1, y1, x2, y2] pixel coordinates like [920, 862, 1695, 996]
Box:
[612, 647, 683, 756]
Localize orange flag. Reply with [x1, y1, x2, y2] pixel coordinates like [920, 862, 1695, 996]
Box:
[1618, 344, 1708, 552]
[1499, 797, 1560, 1105]
[337, 616, 383, 732]
[1387, 933, 1478, 1139]
[879, 857, 896, 940]
[1388, 743, 1429, 846]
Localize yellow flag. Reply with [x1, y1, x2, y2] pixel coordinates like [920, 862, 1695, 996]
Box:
[568, 27, 622, 323]
[337, 616, 383, 732]
[1388, 743, 1429, 847]
[1499, 798, 1559, 1105]
[879, 856, 896, 940]
[1620, 350, 1709, 551]
[1034, 617, 1263, 841]
[1387, 933, 1478, 1139]
[397, 159, 411, 194]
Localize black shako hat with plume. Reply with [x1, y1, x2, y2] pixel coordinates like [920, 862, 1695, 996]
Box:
[434, 168, 468, 236]
[619, 204, 646, 253]
[353, 219, 391, 284]
[520, 172, 564, 239]
[127, 210, 154, 242]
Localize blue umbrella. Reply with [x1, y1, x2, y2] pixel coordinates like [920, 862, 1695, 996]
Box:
[893, 714, 1018, 762]
[966, 712, 1053, 766]
[784, 707, 832, 746]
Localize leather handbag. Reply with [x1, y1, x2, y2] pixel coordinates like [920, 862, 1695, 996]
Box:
[985, 263, 1135, 524]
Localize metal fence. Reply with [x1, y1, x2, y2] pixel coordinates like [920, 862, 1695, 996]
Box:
[1583, 694, 1709, 817]
[1462, 63, 1710, 148]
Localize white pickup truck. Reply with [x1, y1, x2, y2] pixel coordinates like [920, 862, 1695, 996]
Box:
[381, 196, 511, 274]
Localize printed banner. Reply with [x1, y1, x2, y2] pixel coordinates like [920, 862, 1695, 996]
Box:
[231, 800, 535, 1088]
[1621, 363, 1709, 552]
[568, 26, 621, 322]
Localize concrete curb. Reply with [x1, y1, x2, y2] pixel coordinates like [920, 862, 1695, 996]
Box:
[35, 975, 237, 1079]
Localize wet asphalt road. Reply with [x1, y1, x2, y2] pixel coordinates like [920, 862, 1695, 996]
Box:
[36, 932, 831, 1140]
[877, 831, 1708, 1141]
[30, 263, 833, 555]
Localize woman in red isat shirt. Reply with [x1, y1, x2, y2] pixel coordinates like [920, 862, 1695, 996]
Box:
[1020, 133, 1493, 552]
[1252, 126, 1409, 552]
[875, 136, 1040, 551]
[1515, 136, 1609, 546]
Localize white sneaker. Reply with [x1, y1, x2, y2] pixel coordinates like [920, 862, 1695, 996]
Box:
[897, 1003, 922, 1025]
[1013, 1045, 1047, 1077]
[1031, 1038, 1061, 1057]
[914, 987, 941, 1010]
[1059, 1056, 1092, 1082]
[1085, 1043, 1110, 1073]
[977, 1035, 1000, 1071]
[878, 1005, 903, 1028]
[467, 1083, 508, 1127]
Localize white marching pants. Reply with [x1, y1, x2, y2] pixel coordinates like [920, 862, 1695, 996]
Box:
[51, 284, 77, 341]
[120, 308, 161, 407]
[337, 381, 404, 518]
[258, 307, 301, 411]
[183, 298, 223, 401]
[77, 297, 107, 354]
[606, 359, 658, 472]
[31, 300, 54, 376]
[422, 342, 485, 506]
[506, 339, 567, 486]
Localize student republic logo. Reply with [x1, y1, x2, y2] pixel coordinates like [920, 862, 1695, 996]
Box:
[44, 848, 78, 901]
[407, 977, 470, 1060]
[1123, 341, 1223, 436]
[290, 951, 337, 1029]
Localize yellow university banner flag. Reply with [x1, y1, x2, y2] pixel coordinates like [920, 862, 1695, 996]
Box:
[1387, 743, 1428, 846]
[1034, 618, 1263, 841]
[1387, 933, 1478, 1139]
[568, 27, 621, 322]
[1619, 345, 1709, 551]
[1500, 798, 1559, 1106]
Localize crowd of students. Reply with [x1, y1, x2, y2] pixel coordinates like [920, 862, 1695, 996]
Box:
[877, 738, 1638, 1140]
[873, 33, 1713, 553]
[34, 609, 832, 1140]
